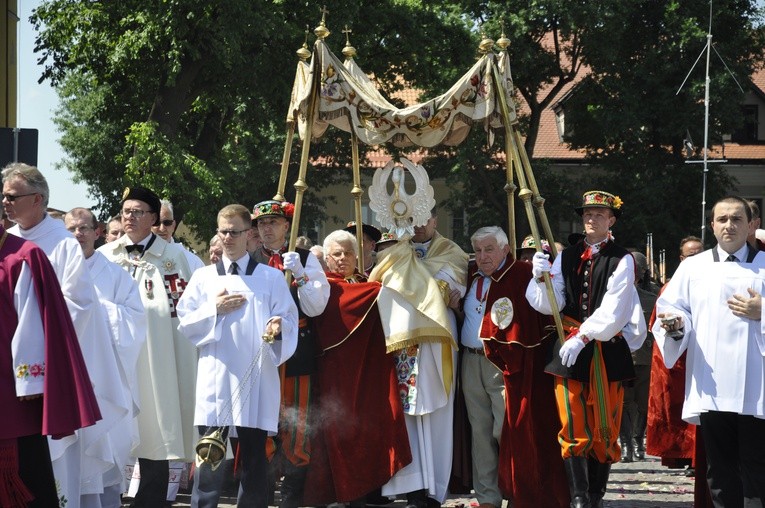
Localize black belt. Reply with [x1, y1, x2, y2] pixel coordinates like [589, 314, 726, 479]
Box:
[463, 346, 485, 355]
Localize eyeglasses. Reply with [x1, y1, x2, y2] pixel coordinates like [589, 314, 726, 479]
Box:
[2, 192, 37, 202]
[121, 209, 149, 218]
[67, 225, 94, 234]
[217, 228, 250, 238]
[159, 219, 175, 227]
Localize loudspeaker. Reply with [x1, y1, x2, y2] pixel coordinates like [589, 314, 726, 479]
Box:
[0, 128, 39, 168]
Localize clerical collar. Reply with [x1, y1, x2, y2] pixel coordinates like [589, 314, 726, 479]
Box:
[716, 243, 748, 263]
[224, 252, 251, 274]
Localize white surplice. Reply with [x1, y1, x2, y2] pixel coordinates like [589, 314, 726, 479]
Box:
[653, 246, 765, 425]
[80, 251, 147, 503]
[176, 259, 298, 431]
[10, 215, 131, 507]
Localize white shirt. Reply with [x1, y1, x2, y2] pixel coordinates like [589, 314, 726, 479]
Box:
[653, 246, 765, 424]
[525, 249, 646, 350]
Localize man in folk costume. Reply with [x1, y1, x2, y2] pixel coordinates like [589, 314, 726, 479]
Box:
[3, 163, 131, 508]
[0, 224, 100, 507]
[526, 190, 646, 508]
[98, 186, 196, 507]
[459, 226, 569, 508]
[303, 230, 412, 505]
[177, 204, 298, 507]
[65, 207, 148, 508]
[251, 199, 329, 507]
[368, 161, 468, 507]
[654, 195, 765, 507]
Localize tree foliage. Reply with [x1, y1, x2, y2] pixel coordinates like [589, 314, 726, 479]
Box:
[32, 0, 476, 239]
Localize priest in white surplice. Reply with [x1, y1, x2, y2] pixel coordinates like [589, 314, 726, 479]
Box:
[177, 204, 298, 507]
[654, 195, 765, 507]
[98, 185, 196, 506]
[2, 163, 131, 508]
[65, 207, 147, 508]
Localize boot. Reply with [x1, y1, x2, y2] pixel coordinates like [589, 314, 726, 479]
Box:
[633, 437, 645, 461]
[405, 489, 428, 508]
[563, 456, 590, 508]
[279, 465, 308, 508]
[619, 433, 634, 463]
[587, 459, 611, 508]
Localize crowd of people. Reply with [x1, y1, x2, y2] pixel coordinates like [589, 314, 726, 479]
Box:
[3, 161, 765, 508]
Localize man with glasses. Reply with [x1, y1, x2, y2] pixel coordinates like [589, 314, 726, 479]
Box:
[2, 162, 132, 507]
[65, 207, 147, 507]
[177, 203, 298, 507]
[251, 199, 329, 508]
[99, 186, 197, 507]
[152, 199, 204, 272]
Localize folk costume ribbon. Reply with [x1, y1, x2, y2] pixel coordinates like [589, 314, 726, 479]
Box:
[561, 315, 613, 443]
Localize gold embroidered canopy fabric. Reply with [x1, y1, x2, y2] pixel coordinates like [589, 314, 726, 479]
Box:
[287, 39, 516, 148]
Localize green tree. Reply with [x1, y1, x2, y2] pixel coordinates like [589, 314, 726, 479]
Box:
[561, 0, 764, 251]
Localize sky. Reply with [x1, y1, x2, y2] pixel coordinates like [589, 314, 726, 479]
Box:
[16, 0, 97, 212]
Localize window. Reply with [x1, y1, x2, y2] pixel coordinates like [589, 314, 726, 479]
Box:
[732, 105, 759, 144]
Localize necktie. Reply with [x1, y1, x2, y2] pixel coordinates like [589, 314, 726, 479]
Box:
[229, 262, 239, 275]
[126, 244, 144, 254]
[725, 254, 738, 262]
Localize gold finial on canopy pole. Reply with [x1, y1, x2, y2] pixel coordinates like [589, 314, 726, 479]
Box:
[478, 27, 495, 55]
[496, 21, 510, 51]
[315, 5, 331, 40]
[296, 25, 312, 61]
[275, 26, 313, 202]
[342, 25, 357, 59]
[491, 62, 565, 344]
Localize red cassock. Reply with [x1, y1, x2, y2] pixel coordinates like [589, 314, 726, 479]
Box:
[645, 285, 695, 464]
[303, 273, 411, 504]
[1, 228, 101, 441]
[477, 256, 569, 508]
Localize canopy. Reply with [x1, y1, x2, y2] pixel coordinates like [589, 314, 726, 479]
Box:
[287, 38, 516, 148]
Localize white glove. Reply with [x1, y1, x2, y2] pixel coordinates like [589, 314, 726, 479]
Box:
[282, 251, 305, 277]
[531, 252, 551, 279]
[559, 336, 587, 367]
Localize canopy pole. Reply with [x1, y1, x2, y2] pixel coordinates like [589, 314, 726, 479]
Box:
[492, 60, 565, 345]
[512, 129, 558, 258]
[288, 46, 321, 270]
[274, 124, 295, 202]
[350, 132, 365, 266]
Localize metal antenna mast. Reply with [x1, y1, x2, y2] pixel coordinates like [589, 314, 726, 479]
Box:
[676, 0, 743, 243]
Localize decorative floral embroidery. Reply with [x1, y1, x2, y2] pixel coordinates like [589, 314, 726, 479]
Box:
[16, 361, 45, 379]
[393, 346, 419, 412]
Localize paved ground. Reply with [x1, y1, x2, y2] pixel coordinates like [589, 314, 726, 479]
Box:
[146, 455, 695, 507]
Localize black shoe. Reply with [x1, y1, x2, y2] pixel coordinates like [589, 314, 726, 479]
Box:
[563, 456, 590, 508]
[620, 435, 634, 463]
[633, 438, 645, 461]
